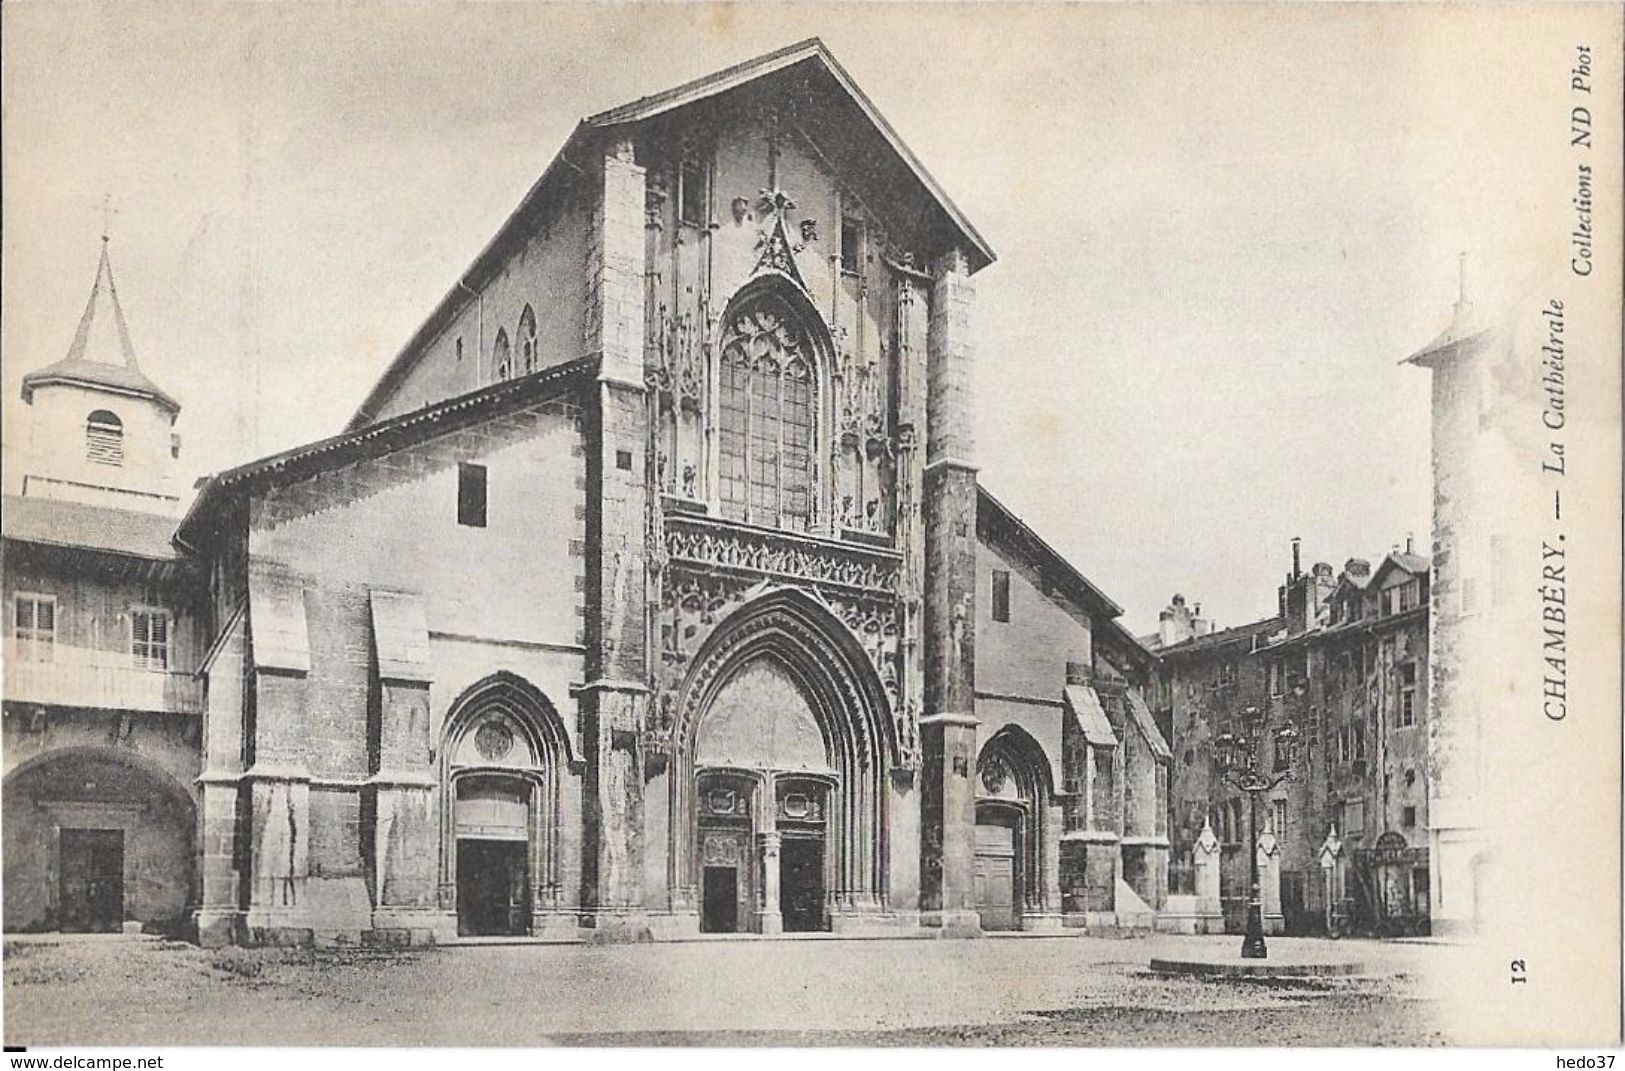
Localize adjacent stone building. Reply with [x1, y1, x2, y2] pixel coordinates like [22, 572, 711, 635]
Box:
[1152, 539, 1432, 936]
[3, 240, 204, 935]
[4, 40, 1171, 945]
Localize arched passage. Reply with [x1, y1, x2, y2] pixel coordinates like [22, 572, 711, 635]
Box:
[974, 726, 1056, 931]
[670, 588, 895, 932]
[2, 747, 196, 934]
[438, 672, 573, 936]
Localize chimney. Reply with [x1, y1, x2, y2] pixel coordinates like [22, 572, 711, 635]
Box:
[1406, 532, 1414, 555]
[1159, 594, 1196, 647]
[1291, 537, 1303, 581]
[1344, 558, 1372, 580]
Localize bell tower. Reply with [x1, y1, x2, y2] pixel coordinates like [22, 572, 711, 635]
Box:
[19, 237, 182, 514]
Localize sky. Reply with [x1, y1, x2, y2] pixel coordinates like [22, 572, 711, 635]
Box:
[0, 2, 1577, 635]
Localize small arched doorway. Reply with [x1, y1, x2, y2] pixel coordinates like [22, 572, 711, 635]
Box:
[974, 728, 1054, 931]
[2, 748, 195, 934]
[439, 674, 570, 937]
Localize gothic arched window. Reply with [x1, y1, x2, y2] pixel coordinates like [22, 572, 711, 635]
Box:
[717, 298, 818, 531]
[493, 328, 512, 381]
[86, 409, 124, 466]
[518, 305, 539, 373]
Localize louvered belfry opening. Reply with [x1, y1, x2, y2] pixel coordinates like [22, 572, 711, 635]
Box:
[85, 409, 124, 466]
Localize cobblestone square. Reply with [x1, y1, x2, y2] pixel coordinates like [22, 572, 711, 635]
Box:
[4, 933, 1450, 1047]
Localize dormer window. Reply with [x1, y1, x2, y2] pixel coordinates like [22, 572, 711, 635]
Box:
[86, 410, 124, 466]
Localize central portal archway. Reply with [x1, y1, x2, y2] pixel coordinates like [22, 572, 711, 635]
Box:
[671, 589, 895, 933]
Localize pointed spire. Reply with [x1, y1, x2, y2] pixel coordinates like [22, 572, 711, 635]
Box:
[20, 237, 179, 416]
[64, 240, 141, 369]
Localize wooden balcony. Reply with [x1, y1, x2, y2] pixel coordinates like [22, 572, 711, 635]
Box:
[2, 642, 202, 715]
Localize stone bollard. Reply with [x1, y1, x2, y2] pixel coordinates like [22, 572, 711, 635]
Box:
[1256, 827, 1284, 935]
[1192, 817, 1225, 934]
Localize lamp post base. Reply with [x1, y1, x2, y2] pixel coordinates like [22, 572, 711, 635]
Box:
[1241, 900, 1268, 959]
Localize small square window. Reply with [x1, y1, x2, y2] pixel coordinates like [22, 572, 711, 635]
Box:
[458, 463, 488, 528]
[991, 569, 1011, 623]
[1402, 805, 1417, 827]
[616, 449, 634, 471]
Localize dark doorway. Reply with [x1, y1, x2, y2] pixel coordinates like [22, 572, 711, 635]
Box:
[701, 866, 738, 933]
[780, 836, 826, 932]
[59, 828, 124, 933]
[456, 839, 528, 936]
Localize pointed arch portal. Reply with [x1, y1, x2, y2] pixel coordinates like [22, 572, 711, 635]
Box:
[974, 726, 1056, 931]
[670, 588, 894, 933]
[438, 672, 572, 937]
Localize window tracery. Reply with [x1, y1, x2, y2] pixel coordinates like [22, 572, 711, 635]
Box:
[518, 305, 539, 374]
[716, 298, 819, 532]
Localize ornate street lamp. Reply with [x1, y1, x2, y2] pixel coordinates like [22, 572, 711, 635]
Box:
[1214, 705, 1299, 959]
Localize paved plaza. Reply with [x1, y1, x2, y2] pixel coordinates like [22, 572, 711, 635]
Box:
[3, 932, 1452, 1047]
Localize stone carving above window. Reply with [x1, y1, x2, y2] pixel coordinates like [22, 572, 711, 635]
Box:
[664, 514, 900, 596]
[474, 720, 515, 762]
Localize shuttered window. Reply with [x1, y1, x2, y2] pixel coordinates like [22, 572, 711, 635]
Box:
[132, 609, 170, 670]
[14, 594, 56, 663]
[86, 410, 124, 466]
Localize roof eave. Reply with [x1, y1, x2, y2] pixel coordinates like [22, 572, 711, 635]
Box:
[976, 485, 1124, 619]
[346, 122, 594, 432]
[20, 370, 182, 415]
[188, 356, 599, 548]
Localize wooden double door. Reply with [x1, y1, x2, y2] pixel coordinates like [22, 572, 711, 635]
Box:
[59, 828, 124, 933]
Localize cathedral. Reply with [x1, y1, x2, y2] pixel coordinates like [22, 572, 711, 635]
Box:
[2, 39, 1170, 945]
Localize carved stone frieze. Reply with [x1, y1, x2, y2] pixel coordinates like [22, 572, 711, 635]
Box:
[663, 515, 900, 596]
[646, 521, 919, 770]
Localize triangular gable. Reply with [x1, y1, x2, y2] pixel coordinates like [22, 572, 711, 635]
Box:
[350, 40, 996, 431]
[1369, 552, 1429, 590]
[587, 38, 993, 272]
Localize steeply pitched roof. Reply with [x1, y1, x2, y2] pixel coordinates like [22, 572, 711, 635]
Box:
[1369, 551, 1431, 589]
[1, 494, 181, 561]
[1401, 269, 1493, 369]
[586, 38, 993, 271]
[21, 242, 180, 416]
[976, 486, 1123, 619]
[347, 38, 993, 432]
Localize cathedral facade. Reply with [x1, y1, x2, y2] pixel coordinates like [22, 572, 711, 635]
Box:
[4, 40, 1169, 946]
